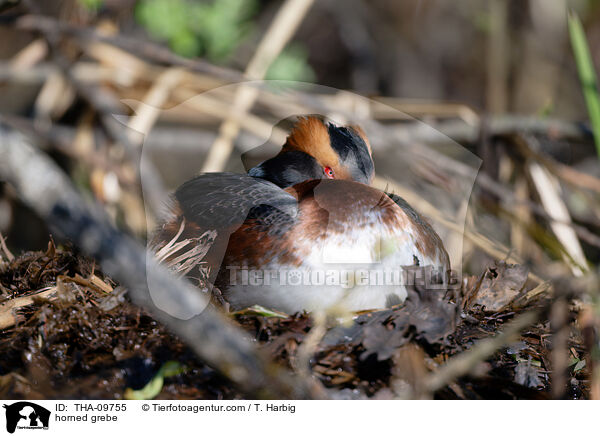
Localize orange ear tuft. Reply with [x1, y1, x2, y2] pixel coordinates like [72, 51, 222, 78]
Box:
[282, 116, 339, 169]
[285, 117, 330, 153]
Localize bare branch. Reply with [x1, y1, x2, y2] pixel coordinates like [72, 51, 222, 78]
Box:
[0, 122, 323, 399]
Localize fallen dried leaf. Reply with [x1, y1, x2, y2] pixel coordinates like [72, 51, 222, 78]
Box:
[472, 262, 528, 312]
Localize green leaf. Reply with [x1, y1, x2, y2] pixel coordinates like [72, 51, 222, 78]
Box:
[124, 361, 186, 400]
[136, 0, 191, 44]
[568, 10, 600, 160]
[78, 0, 103, 11]
[266, 44, 315, 82]
[198, 0, 258, 61]
[574, 359, 586, 373]
[171, 29, 201, 57]
[137, 0, 258, 60]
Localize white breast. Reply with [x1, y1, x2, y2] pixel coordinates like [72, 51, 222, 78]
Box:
[223, 220, 448, 314]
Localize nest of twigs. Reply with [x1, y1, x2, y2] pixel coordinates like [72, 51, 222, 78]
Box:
[0, 241, 589, 400]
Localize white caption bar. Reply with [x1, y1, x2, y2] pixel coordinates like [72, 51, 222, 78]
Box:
[0, 400, 590, 435]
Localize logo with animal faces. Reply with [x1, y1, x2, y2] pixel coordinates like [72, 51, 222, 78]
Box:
[2, 402, 50, 433]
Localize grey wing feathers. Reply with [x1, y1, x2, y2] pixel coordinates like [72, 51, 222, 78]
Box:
[175, 172, 298, 230]
[385, 192, 425, 224]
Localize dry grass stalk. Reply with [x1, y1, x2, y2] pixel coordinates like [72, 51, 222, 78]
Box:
[33, 71, 75, 126]
[201, 0, 315, 173]
[0, 287, 57, 330]
[9, 38, 47, 69]
[127, 68, 187, 146]
[528, 161, 588, 276]
[0, 234, 14, 262]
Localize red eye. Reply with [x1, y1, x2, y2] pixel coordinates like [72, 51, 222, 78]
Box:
[324, 167, 335, 179]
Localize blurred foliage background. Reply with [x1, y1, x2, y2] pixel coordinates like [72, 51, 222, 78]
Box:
[5, 0, 600, 111]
